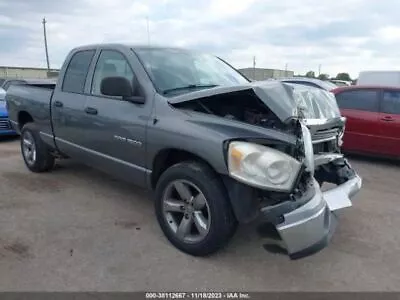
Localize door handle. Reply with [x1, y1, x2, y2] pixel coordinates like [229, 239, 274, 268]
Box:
[381, 116, 394, 122]
[84, 107, 98, 115]
[53, 100, 63, 108]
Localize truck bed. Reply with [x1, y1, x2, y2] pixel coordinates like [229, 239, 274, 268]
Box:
[6, 83, 56, 139]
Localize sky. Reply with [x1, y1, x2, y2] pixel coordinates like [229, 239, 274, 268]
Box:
[1, 0, 400, 79]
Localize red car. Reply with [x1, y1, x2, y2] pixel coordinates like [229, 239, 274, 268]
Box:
[332, 85, 400, 157]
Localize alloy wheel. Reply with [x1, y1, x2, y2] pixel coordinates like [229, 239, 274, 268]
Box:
[22, 131, 37, 166]
[162, 179, 211, 243]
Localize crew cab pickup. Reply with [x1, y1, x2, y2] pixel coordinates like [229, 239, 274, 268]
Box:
[6, 44, 362, 259]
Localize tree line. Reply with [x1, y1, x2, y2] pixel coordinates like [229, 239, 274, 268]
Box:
[298, 71, 353, 82]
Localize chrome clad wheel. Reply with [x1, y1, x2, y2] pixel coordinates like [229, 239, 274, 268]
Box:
[162, 180, 211, 243]
[22, 131, 37, 166]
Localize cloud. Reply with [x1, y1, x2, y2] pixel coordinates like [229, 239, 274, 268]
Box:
[0, 0, 399, 78]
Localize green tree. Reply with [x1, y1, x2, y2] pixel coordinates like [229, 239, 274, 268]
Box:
[305, 71, 316, 78]
[335, 73, 352, 81]
[318, 73, 329, 80]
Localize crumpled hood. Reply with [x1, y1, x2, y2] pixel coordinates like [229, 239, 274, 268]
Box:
[168, 81, 341, 123]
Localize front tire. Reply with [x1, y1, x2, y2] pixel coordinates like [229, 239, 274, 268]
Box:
[20, 123, 55, 173]
[155, 161, 237, 256]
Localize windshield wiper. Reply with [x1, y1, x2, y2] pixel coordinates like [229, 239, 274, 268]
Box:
[162, 84, 219, 95]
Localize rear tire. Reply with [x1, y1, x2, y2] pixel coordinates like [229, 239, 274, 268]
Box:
[20, 123, 55, 173]
[155, 161, 237, 256]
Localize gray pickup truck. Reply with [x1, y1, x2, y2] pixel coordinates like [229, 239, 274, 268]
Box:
[6, 44, 362, 259]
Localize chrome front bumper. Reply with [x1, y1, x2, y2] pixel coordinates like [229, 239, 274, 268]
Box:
[265, 174, 362, 259]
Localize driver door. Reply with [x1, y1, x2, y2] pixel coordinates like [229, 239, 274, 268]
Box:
[82, 49, 153, 186]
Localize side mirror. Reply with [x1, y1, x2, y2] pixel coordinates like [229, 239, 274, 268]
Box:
[100, 76, 145, 104]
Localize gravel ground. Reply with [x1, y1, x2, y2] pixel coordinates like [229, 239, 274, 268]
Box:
[0, 137, 399, 291]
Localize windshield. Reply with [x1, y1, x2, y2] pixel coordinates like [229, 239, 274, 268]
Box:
[134, 48, 249, 95]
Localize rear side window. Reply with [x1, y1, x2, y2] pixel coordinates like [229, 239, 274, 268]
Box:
[335, 90, 379, 112]
[62, 50, 95, 93]
[382, 90, 400, 114]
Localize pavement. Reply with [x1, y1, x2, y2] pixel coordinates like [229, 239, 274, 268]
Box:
[0, 137, 400, 291]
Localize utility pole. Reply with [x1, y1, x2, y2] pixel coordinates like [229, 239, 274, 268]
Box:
[318, 64, 321, 76]
[285, 63, 288, 76]
[253, 56, 256, 80]
[42, 17, 50, 70]
[146, 16, 150, 45]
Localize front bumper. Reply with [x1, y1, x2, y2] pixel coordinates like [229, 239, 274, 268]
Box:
[260, 173, 362, 259]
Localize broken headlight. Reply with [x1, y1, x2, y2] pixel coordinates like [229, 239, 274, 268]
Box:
[227, 141, 302, 192]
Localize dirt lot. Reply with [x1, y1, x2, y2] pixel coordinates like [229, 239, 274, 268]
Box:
[0, 137, 400, 291]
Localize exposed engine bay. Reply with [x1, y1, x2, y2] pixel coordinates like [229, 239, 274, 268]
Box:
[172, 90, 289, 131]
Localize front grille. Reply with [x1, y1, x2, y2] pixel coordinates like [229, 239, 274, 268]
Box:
[0, 117, 12, 130]
[311, 127, 340, 155]
[312, 128, 339, 144]
[313, 140, 337, 154]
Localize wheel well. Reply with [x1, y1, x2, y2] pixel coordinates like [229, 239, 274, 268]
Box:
[18, 111, 33, 130]
[151, 149, 216, 189]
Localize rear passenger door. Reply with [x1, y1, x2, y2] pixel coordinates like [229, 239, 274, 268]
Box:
[378, 89, 400, 156]
[52, 49, 95, 156]
[335, 89, 381, 154]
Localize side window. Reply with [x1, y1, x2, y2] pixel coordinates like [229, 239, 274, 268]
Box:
[382, 90, 400, 114]
[335, 90, 379, 112]
[91, 50, 135, 96]
[62, 50, 95, 94]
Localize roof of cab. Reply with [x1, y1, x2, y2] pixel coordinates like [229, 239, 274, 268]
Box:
[71, 43, 191, 52]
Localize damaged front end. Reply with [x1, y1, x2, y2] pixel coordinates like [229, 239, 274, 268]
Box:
[256, 84, 362, 259]
[259, 120, 362, 259]
[169, 81, 362, 259]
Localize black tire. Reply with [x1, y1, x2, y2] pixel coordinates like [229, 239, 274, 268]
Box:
[155, 161, 237, 256]
[20, 123, 55, 173]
